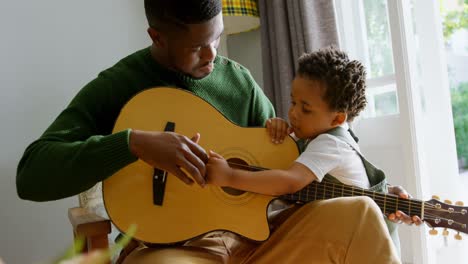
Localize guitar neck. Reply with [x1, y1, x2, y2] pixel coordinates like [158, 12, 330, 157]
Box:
[280, 181, 424, 218]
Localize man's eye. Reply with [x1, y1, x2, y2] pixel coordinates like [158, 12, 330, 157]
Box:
[302, 108, 311, 114]
[191, 47, 201, 52]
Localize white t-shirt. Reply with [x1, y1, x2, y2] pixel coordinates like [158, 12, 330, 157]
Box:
[295, 125, 370, 189]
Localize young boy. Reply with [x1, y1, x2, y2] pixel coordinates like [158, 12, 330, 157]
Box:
[206, 47, 371, 195]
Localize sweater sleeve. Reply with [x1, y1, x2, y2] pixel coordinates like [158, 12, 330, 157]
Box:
[233, 63, 274, 126]
[16, 76, 138, 201]
[249, 81, 276, 126]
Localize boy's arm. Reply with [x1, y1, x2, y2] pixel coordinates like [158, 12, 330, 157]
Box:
[207, 150, 317, 196]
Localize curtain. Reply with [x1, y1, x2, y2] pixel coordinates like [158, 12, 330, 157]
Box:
[259, 0, 339, 118]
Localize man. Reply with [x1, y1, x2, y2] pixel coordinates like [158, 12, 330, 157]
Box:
[17, 1, 418, 263]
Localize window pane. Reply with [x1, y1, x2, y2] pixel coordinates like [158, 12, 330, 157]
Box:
[363, 0, 395, 78]
[362, 83, 399, 118]
[438, 0, 468, 169]
[374, 90, 398, 115]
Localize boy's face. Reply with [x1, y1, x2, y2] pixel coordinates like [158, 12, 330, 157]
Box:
[288, 76, 344, 139]
[150, 13, 224, 79]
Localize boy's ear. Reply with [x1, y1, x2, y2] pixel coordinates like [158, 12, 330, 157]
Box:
[331, 112, 347, 127]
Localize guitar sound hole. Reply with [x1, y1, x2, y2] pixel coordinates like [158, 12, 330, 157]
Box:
[221, 158, 252, 196]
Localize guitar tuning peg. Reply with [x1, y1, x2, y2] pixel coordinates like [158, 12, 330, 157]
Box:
[455, 201, 464, 206]
[444, 199, 453, 205]
[455, 232, 462, 241]
[429, 228, 438, 235]
[432, 195, 440, 200]
[442, 228, 449, 237]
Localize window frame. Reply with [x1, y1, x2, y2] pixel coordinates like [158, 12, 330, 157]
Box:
[335, 0, 399, 119]
[335, 0, 460, 263]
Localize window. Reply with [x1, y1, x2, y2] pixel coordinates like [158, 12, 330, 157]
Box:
[335, 0, 398, 118]
[438, 0, 468, 170]
[335, 0, 465, 263]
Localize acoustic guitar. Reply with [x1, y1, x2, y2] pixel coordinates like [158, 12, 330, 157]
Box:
[103, 87, 468, 244]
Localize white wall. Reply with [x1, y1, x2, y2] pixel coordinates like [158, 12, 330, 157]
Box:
[226, 29, 264, 89]
[0, 1, 148, 263]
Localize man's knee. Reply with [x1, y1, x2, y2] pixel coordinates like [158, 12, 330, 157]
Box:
[349, 196, 381, 213]
[123, 247, 225, 264]
[308, 196, 379, 211]
[281, 197, 383, 228]
[311, 196, 382, 220]
[344, 196, 386, 226]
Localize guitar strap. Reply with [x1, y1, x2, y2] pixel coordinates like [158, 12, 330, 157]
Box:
[322, 126, 388, 192]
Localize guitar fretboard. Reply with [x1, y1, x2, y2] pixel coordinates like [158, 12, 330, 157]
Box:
[280, 181, 424, 217]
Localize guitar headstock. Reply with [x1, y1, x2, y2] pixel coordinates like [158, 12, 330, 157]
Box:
[424, 197, 467, 239]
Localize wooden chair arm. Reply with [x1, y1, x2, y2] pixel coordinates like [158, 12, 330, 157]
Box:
[68, 207, 112, 253]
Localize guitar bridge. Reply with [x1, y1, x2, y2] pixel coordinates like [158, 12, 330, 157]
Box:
[153, 169, 167, 206]
[153, 121, 175, 206]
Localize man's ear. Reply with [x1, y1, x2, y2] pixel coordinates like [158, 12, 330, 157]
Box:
[331, 112, 347, 127]
[147, 27, 164, 47]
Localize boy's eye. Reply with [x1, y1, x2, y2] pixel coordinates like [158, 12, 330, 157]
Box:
[302, 108, 311, 114]
[291, 100, 296, 105]
[191, 47, 201, 52]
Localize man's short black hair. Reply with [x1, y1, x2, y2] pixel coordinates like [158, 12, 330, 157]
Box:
[297, 47, 367, 122]
[144, 0, 222, 30]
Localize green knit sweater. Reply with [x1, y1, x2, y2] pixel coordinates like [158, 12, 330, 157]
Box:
[17, 47, 275, 201]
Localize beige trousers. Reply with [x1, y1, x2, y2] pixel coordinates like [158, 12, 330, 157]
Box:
[123, 197, 401, 264]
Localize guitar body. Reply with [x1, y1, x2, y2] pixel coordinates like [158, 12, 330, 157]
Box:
[103, 87, 300, 244]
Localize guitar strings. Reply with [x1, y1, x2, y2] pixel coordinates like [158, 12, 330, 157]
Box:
[226, 161, 453, 214]
[289, 186, 466, 230]
[226, 162, 467, 231]
[227, 161, 264, 171]
[306, 187, 467, 230]
[228, 162, 461, 213]
[226, 161, 429, 209]
[290, 182, 464, 215]
[290, 186, 426, 215]
[289, 182, 434, 213]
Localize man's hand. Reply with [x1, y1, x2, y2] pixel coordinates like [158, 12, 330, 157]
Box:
[266, 117, 291, 144]
[387, 185, 423, 226]
[129, 130, 208, 186]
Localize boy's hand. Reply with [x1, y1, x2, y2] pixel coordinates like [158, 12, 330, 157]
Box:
[266, 118, 291, 144]
[206, 150, 233, 186]
[387, 185, 423, 226]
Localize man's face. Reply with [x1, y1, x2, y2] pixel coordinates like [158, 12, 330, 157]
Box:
[157, 13, 224, 79]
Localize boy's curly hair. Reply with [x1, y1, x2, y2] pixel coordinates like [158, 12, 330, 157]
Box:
[297, 47, 367, 122]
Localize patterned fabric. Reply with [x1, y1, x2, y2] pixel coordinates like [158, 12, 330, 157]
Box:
[78, 183, 103, 209]
[222, 0, 259, 17]
[79, 182, 122, 263]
